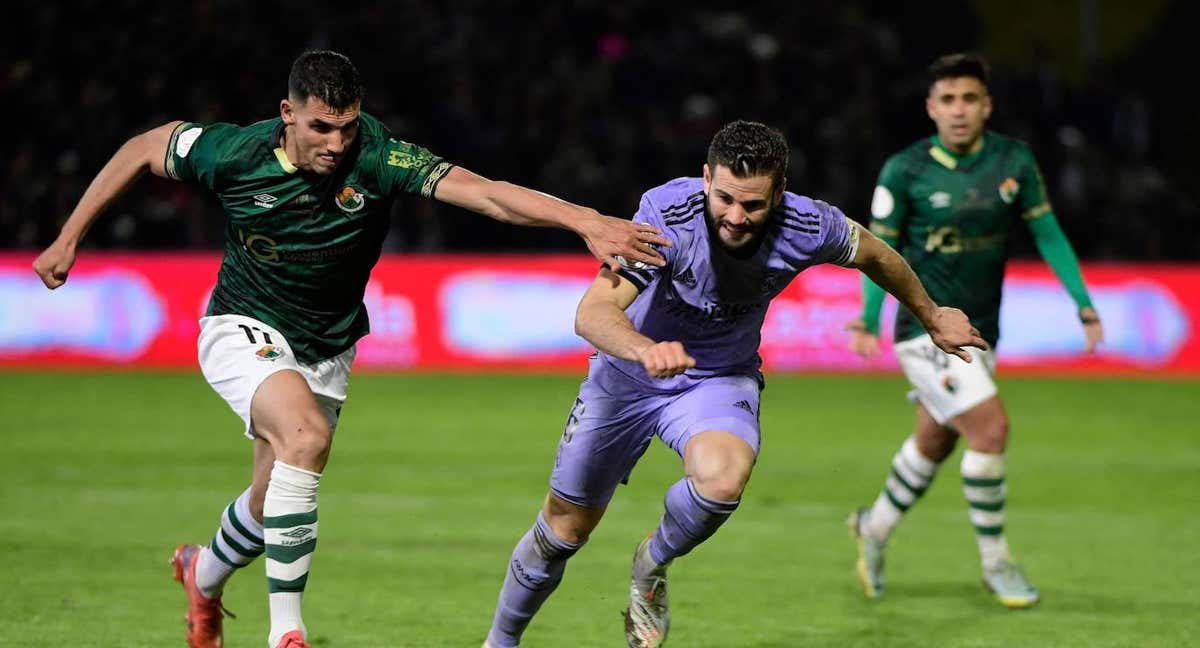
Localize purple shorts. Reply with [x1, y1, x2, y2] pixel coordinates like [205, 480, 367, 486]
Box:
[549, 357, 763, 508]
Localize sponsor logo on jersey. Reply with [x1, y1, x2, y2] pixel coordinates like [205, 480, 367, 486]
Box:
[175, 127, 203, 158]
[929, 191, 952, 209]
[386, 143, 436, 170]
[253, 193, 278, 208]
[733, 399, 755, 415]
[335, 185, 366, 213]
[871, 185, 894, 218]
[255, 344, 284, 361]
[999, 177, 1020, 204]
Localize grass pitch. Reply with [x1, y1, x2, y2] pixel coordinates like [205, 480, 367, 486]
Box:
[2, 372, 1197, 647]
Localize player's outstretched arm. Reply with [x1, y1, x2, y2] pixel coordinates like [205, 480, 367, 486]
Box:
[33, 121, 183, 289]
[431, 166, 671, 271]
[847, 223, 988, 362]
[575, 269, 695, 378]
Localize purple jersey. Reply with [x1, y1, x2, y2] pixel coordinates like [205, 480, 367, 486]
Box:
[603, 177, 859, 388]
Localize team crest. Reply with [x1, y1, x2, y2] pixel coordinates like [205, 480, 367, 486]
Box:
[335, 185, 366, 213]
[255, 345, 285, 361]
[942, 375, 957, 394]
[998, 177, 1020, 204]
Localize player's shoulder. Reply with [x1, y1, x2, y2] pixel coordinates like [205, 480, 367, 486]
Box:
[354, 111, 393, 148]
[641, 177, 705, 228]
[182, 118, 278, 169]
[777, 191, 841, 232]
[986, 130, 1038, 163]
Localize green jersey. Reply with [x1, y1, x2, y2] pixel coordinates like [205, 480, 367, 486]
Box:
[165, 112, 453, 363]
[867, 131, 1052, 346]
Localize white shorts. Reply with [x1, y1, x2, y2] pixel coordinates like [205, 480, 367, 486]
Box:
[894, 333, 997, 425]
[198, 314, 355, 439]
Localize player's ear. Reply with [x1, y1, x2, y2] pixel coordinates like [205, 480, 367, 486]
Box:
[702, 163, 711, 192]
[925, 95, 937, 122]
[981, 94, 993, 121]
[280, 99, 295, 125]
[774, 177, 787, 206]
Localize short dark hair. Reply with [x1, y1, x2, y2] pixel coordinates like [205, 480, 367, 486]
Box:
[707, 120, 789, 188]
[928, 52, 990, 90]
[288, 50, 363, 109]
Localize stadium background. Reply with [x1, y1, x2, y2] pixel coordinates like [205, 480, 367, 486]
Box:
[3, 2, 1198, 647]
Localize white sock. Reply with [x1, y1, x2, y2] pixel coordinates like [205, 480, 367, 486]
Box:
[865, 436, 939, 543]
[263, 461, 321, 646]
[961, 450, 1011, 571]
[196, 486, 264, 598]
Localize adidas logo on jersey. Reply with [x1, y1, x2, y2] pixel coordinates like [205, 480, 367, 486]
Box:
[733, 400, 754, 415]
[674, 268, 698, 288]
[253, 193, 278, 208]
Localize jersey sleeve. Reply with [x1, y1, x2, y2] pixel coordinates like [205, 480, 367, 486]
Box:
[868, 155, 909, 244]
[164, 122, 239, 191]
[377, 137, 455, 198]
[1014, 144, 1053, 222]
[614, 192, 680, 292]
[812, 201, 860, 267]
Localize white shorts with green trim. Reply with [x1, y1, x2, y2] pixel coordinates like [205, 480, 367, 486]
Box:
[198, 314, 354, 439]
[894, 333, 997, 425]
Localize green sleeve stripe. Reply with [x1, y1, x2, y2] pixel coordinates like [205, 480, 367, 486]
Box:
[263, 511, 318, 528]
[1022, 202, 1052, 221]
[967, 499, 1006, 512]
[1027, 212, 1094, 309]
[973, 525, 1005, 536]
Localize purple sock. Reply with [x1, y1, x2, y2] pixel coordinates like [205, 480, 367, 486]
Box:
[486, 512, 584, 648]
[648, 478, 739, 566]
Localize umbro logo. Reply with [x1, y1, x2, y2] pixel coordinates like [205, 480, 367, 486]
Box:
[279, 527, 313, 545]
[674, 268, 697, 288]
[733, 400, 754, 415]
[253, 193, 278, 208]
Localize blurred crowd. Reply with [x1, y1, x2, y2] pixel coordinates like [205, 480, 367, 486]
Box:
[4, 0, 1196, 259]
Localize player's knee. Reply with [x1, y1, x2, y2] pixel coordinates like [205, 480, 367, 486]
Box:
[690, 456, 753, 502]
[544, 496, 603, 545]
[278, 413, 333, 469]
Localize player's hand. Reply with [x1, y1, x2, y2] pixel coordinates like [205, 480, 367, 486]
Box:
[844, 318, 882, 360]
[1080, 306, 1105, 353]
[579, 214, 672, 273]
[637, 341, 696, 379]
[33, 238, 77, 289]
[926, 306, 988, 363]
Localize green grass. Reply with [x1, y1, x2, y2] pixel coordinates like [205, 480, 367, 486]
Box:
[2, 372, 1198, 647]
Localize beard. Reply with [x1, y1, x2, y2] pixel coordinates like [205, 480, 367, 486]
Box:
[704, 195, 767, 258]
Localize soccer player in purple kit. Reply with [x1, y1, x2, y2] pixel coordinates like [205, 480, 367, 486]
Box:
[481, 121, 988, 648]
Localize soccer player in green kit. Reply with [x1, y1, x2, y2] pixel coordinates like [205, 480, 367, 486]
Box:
[844, 53, 1105, 608]
[32, 51, 670, 648]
